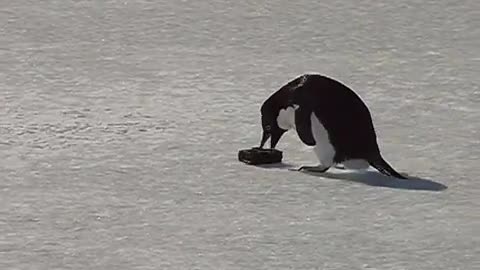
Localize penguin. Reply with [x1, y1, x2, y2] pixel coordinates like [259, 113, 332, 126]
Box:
[259, 74, 407, 179]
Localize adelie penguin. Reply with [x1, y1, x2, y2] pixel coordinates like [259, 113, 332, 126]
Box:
[259, 73, 407, 179]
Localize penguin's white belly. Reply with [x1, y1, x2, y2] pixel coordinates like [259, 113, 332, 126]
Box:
[279, 108, 369, 170]
[310, 113, 336, 167]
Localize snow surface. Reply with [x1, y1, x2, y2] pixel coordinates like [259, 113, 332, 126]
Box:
[1, 0, 479, 269]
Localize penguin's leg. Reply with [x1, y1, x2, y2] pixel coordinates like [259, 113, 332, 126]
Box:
[290, 146, 334, 173]
[289, 112, 335, 173]
[291, 142, 334, 173]
[303, 144, 335, 173]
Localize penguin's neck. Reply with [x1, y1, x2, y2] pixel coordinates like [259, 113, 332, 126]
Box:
[277, 106, 296, 130]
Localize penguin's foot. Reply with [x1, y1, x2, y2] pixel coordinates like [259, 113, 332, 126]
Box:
[291, 165, 330, 173]
[334, 164, 345, 170]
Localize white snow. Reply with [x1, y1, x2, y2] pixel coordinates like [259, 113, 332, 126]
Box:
[1, 0, 479, 269]
[276, 106, 296, 130]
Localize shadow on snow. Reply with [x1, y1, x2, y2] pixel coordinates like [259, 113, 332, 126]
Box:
[255, 162, 447, 192]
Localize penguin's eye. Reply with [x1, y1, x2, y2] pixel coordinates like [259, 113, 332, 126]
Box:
[265, 125, 271, 131]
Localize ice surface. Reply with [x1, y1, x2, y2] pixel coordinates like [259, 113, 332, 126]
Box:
[1, 0, 479, 269]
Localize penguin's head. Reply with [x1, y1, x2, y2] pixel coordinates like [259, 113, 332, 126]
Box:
[259, 109, 287, 149]
[259, 93, 295, 149]
[258, 75, 306, 149]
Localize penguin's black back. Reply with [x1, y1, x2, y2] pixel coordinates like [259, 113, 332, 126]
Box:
[293, 74, 380, 162]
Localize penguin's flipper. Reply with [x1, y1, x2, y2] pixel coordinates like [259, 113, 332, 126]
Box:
[369, 155, 407, 179]
[294, 106, 316, 146]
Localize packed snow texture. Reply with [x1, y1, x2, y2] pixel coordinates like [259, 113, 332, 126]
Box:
[1, 0, 479, 269]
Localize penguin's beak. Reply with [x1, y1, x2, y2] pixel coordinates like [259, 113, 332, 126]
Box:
[259, 128, 285, 149]
[259, 130, 270, 149]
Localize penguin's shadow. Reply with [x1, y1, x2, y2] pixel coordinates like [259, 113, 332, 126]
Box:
[300, 169, 447, 191]
[255, 162, 447, 191]
[256, 162, 298, 169]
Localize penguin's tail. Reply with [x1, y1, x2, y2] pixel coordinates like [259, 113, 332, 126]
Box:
[369, 154, 407, 179]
